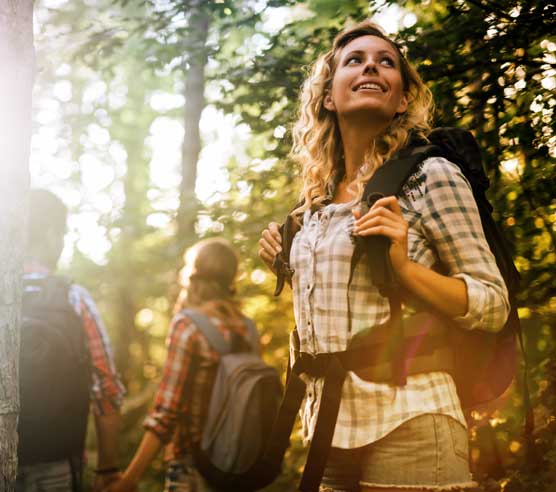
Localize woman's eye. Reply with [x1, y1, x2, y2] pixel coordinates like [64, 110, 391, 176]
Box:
[346, 56, 361, 65]
[381, 57, 395, 67]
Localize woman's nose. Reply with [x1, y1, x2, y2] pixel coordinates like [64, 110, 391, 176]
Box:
[363, 58, 378, 74]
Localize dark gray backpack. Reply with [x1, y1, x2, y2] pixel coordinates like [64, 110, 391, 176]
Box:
[181, 310, 283, 491]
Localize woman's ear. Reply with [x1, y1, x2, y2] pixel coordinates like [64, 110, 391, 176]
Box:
[396, 93, 409, 114]
[323, 91, 336, 112]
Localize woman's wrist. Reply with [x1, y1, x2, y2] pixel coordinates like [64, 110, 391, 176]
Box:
[395, 258, 414, 286]
[119, 469, 139, 488]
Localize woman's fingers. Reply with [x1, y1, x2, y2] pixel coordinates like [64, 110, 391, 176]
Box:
[355, 216, 406, 239]
[354, 196, 410, 275]
[259, 250, 274, 268]
[258, 222, 283, 269]
[372, 195, 402, 215]
[263, 223, 282, 250]
[371, 195, 402, 214]
[260, 230, 281, 255]
[258, 238, 277, 260]
[357, 224, 406, 242]
[354, 196, 408, 242]
[356, 206, 403, 228]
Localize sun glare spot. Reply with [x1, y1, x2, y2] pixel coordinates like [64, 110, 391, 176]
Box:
[501, 158, 519, 176]
[372, 3, 403, 34]
[403, 13, 417, 28]
[80, 153, 115, 192]
[149, 91, 185, 111]
[147, 213, 171, 229]
[251, 269, 267, 285]
[53, 80, 72, 102]
[541, 76, 556, 91]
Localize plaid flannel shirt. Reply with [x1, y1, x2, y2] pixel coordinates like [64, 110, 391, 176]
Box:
[143, 312, 251, 460]
[290, 156, 510, 449]
[23, 263, 125, 415]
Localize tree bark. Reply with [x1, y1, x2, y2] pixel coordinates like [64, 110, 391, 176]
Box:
[0, 1, 34, 490]
[177, 2, 210, 245]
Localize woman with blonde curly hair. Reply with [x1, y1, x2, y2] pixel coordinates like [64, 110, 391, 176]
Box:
[259, 20, 509, 492]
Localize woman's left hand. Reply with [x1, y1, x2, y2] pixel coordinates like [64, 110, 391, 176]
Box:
[353, 195, 410, 276]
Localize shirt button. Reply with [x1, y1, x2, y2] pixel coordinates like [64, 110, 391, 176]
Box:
[306, 284, 311, 290]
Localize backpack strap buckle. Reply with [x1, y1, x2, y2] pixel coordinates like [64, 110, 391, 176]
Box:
[273, 255, 295, 296]
[296, 352, 333, 378]
[282, 263, 295, 280]
[364, 191, 385, 211]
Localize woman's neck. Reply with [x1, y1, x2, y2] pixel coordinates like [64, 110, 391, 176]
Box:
[337, 114, 387, 181]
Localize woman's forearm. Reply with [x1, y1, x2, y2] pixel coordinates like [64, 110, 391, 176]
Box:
[397, 260, 468, 318]
[121, 430, 163, 486]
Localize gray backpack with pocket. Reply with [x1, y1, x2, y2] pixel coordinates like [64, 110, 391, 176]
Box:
[181, 310, 283, 491]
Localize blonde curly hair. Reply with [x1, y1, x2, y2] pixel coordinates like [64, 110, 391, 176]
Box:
[290, 20, 433, 216]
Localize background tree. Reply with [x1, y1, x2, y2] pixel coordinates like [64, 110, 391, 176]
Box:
[0, 0, 34, 490]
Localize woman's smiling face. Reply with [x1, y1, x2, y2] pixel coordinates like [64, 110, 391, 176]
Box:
[324, 35, 408, 124]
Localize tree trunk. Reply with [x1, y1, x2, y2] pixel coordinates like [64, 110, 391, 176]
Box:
[0, 1, 34, 490]
[177, 2, 210, 245]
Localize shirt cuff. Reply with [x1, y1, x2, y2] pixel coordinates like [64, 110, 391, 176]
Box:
[451, 272, 488, 331]
[92, 395, 123, 416]
[143, 413, 173, 444]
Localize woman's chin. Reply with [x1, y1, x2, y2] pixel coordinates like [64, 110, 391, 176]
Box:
[338, 105, 396, 125]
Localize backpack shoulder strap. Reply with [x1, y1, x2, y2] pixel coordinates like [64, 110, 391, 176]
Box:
[242, 317, 260, 354]
[274, 201, 303, 297]
[47, 276, 74, 307]
[427, 127, 487, 189]
[23, 275, 74, 311]
[356, 143, 441, 295]
[180, 309, 231, 355]
[362, 143, 440, 206]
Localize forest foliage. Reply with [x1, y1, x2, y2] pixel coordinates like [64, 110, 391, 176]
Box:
[30, 1, 556, 490]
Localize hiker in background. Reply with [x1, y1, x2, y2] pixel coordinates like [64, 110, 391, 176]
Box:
[259, 20, 510, 492]
[107, 238, 259, 492]
[17, 189, 125, 492]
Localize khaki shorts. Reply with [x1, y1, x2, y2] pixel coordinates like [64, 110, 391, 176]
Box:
[320, 414, 478, 491]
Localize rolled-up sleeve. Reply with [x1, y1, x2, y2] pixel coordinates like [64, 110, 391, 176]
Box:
[143, 316, 199, 443]
[70, 284, 126, 415]
[420, 157, 510, 332]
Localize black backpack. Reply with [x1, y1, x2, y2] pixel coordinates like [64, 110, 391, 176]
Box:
[266, 127, 524, 492]
[18, 275, 91, 470]
[179, 310, 283, 492]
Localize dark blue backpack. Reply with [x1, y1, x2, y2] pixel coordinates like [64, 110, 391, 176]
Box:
[18, 276, 90, 470]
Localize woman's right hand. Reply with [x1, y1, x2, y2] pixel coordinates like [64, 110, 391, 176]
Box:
[258, 222, 282, 272]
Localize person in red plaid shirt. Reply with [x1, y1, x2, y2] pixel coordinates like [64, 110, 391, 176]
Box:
[16, 190, 125, 492]
[108, 238, 252, 492]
